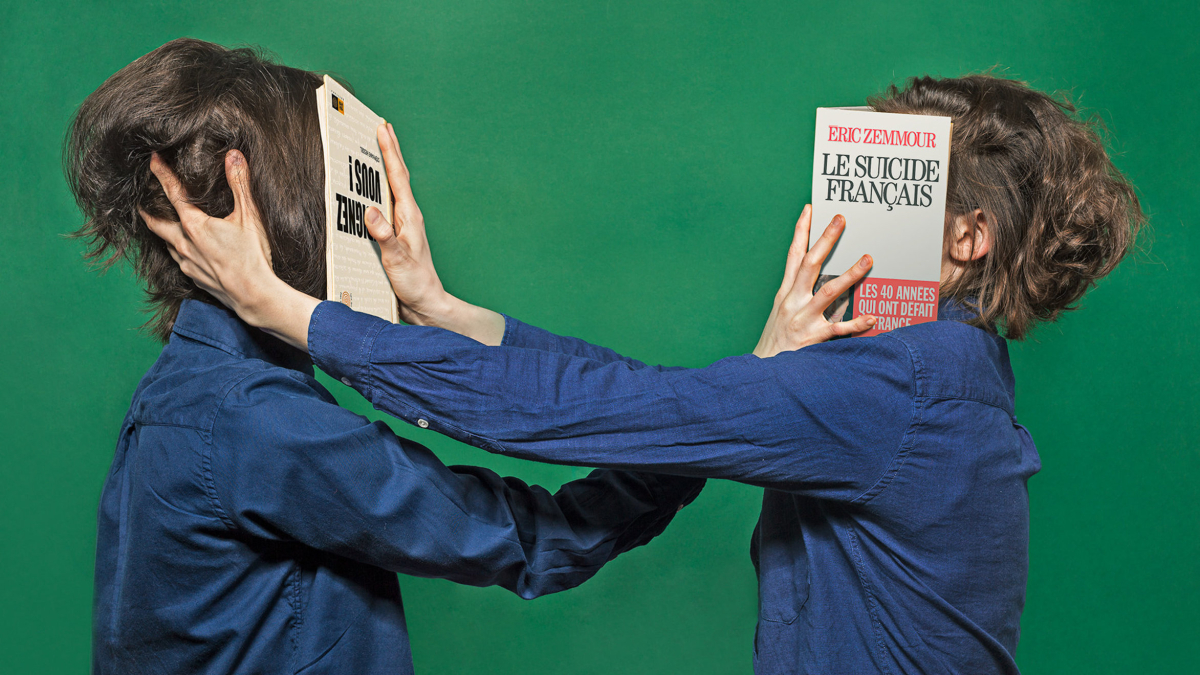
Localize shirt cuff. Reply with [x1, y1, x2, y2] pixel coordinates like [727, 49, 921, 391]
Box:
[308, 300, 390, 392]
[500, 314, 520, 348]
[498, 314, 564, 352]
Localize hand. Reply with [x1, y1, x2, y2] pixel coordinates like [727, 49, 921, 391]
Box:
[141, 151, 318, 350]
[142, 150, 281, 319]
[366, 123, 505, 345]
[365, 123, 453, 326]
[752, 206, 876, 358]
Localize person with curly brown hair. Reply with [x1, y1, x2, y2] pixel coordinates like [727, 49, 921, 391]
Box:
[147, 52, 1143, 675]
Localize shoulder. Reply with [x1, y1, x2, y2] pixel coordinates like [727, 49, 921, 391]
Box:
[742, 334, 919, 445]
[767, 330, 919, 393]
[130, 344, 280, 431]
[882, 320, 1015, 413]
[211, 364, 348, 446]
[133, 336, 345, 441]
[204, 361, 387, 510]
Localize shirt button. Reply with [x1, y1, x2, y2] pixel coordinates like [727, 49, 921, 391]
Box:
[341, 377, 351, 386]
[417, 418, 430, 429]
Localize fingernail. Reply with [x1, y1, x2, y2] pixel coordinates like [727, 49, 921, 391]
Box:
[867, 316, 877, 324]
[366, 208, 381, 225]
[860, 255, 871, 268]
[230, 150, 244, 166]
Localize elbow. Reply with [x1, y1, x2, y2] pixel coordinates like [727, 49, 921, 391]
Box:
[511, 564, 603, 600]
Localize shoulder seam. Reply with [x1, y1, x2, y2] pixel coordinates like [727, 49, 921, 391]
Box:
[202, 369, 267, 532]
[851, 334, 924, 504]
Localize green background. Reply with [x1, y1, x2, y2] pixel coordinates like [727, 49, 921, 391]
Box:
[2, 1, 1196, 673]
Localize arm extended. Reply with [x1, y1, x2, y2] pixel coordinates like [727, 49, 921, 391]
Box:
[144, 130, 892, 496]
[211, 369, 704, 598]
[307, 301, 914, 498]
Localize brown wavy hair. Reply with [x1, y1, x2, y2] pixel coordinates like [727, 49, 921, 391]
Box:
[65, 38, 326, 341]
[870, 75, 1144, 340]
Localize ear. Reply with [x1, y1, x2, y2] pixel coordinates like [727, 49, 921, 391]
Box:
[947, 209, 991, 262]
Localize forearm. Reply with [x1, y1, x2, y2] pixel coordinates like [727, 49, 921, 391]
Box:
[498, 469, 706, 597]
[308, 300, 806, 486]
[403, 293, 505, 346]
[501, 315, 685, 371]
[306, 301, 910, 497]
[234, 278, 320, 351]
[216, 372, 703, 599]
[231, 276, 502, 352]
[374, 464, 704, 598]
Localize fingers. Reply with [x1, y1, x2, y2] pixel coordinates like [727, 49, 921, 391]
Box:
[777, 205, 812, 298]
[829, 313, 877, 338]
[164, 243, 186, 270]
[141, 206, 196, 279]
[387, 122, 409, 174]
[377, 122, 415, 204]
[365, 206, 398, 247]
[156, 232, 190, 277]
[139, 207, 186, 250]
[148, 153, 205, 225]
[813, 254, 873, 313]
[795, 214, 846, 294]
[223, 150, 261, 229]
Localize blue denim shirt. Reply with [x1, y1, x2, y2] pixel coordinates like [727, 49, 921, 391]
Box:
[93, 299, 704, 675]
[309, 299, 1041, 675]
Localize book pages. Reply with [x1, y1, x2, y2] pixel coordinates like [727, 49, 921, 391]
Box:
[810, 107, 952, 335]
[317, 75, 399, 323]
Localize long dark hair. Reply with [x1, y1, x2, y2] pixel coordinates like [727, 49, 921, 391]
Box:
[66, 38, 326, 341]
[871, 75, 1144, 340]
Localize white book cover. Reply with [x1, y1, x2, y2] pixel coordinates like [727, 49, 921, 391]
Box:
[317, 75, 399, 323]
[810, 107, 952, 335]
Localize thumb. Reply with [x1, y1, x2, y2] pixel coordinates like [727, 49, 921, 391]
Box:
[366, 207, 398, 247]
[224, 149, 273, 266]
[224, 150, 259, 227]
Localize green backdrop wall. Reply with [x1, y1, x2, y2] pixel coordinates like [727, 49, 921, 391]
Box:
[2, 1, 1196, 673]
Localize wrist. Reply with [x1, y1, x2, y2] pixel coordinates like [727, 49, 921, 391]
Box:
[398, 290, 459, 329]
[402, 293, 504, 346]
[752, 325, 773, 358]
[249, 281, 319, 352]
[235, 276, 292, 329]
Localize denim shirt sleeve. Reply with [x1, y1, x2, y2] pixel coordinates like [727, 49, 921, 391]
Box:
[310, 301, 917, 499]
[500, 315, 685, 372]
[207, 367, 704, 599]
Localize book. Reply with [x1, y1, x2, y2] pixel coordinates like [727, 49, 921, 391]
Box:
[316, 75, 399, 323]
[810, 107, 952, 335]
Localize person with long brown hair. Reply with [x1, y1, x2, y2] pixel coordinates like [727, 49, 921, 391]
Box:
[68, 39, 870, 674]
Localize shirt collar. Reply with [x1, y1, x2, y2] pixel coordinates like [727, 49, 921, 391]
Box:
[170, 298, 314, 375]
[937, 296, 998, 333]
